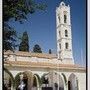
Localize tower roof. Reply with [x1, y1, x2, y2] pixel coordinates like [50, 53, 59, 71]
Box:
[60, 1, 66, 6]
[59, 1, 70, 7]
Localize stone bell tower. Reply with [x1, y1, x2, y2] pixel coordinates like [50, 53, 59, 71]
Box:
[56, 2, 74, 64]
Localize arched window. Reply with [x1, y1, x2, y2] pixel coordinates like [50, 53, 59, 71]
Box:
[59, 31, 61, 37]
[64, 14, 67, 23]
[68, 73, 79, 90]
[58, 16, 60, 23]
[65, 30, 68, 37]
[59, 43, 61, 49]
[65, 43, 69, 49]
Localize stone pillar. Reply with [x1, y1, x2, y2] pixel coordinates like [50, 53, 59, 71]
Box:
[13, 88, 15, 90]
[65, 82, 68, 90]
[28, 74, 33, 90]
[37, 84, 40, 90]
[11, 85, 14, 90]
[39, 87, 42, 90]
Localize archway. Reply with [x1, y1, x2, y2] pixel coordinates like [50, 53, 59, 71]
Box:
[68, 73, 79, 90]
[4, 68, 14, 90]
[32, 74, 41, 90]
[41, 73, 49, 87]
[15, 71, 33, 90]
[52, 72, 64, 90]
[41, 73, 53, 90]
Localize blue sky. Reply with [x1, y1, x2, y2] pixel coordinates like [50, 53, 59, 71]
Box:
[9, 0, 86, 66]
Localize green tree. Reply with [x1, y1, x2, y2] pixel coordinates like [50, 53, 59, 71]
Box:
[19, 31, 29, 52]
[33, 44, 42, 53]
[4, 23, 17, 51]
[4, 0, 46, 22]
[4, 0, 46, 51]
[49, 49, 52, 54]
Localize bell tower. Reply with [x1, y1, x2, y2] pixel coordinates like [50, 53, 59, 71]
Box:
[56, 2, 74, 64]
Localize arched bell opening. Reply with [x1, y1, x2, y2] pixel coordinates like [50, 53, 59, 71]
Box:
[68, 73, 79, 90]
[34, 74, 41, 86]
[4, 68, 14, 90]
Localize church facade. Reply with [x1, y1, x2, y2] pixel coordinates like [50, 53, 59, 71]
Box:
[4, 2, 86, 90]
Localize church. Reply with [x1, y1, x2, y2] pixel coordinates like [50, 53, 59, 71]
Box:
[4, 2, 86, 90]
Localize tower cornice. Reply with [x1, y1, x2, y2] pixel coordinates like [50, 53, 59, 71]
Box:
[57, 24, 71, 29]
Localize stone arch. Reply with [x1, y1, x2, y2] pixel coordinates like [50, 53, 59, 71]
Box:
[52, 72, 64, 90]
[4, 68, 14, 86]
[32, 75, 37, 89]
[14, 71, 33, 90]
[41, 73, 49, 86]
[4, 68, 14, 89]
[68, 73, 79, 90]
[15, 72, 25, 89]
[34, 74, 41, 86]
[64, 14, 67, 23]
[61, 73, 67, 84]
[32, 74, 41, 90]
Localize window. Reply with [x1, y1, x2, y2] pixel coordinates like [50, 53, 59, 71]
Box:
[59, 43, 61, 49]
[58, 16, 60, 23]
[64, 14, 67, 23]
[65, 30, 68, 37]
[65, 43, 69, 49]
[59, 31, 61, 37]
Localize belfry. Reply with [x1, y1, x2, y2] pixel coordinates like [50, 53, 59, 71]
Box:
[56, 2, 74, 64]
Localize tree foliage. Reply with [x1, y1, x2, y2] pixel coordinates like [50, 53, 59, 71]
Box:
[33, 44, 42, 53]
[3, 0, 46, 51]
[49, 49, 52, 54]
[4, 0, 46, 22]
[19, 31, 29, 52]
[4, 23, 17, 51]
